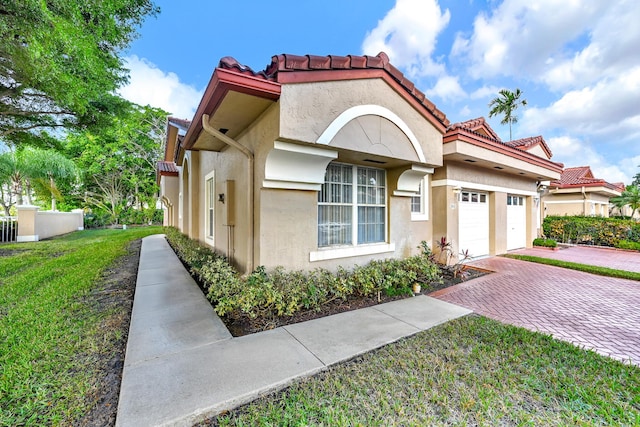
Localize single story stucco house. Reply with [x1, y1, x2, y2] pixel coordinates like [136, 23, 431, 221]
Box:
[158, 52, 563, 273]
[541, 166, 624, 218]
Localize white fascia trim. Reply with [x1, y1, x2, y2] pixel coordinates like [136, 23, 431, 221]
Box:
[17, 235, 39, 242]
[263, 140, 337, 191]
[431, 179, 538, 197]
[316, 105, 426, 163]
[263, 180, 322, 191]
[310, 243, 395, 262]
[544, 200, 594, 204]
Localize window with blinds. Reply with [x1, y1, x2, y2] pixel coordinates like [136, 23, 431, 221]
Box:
[318, 163, 386, 247]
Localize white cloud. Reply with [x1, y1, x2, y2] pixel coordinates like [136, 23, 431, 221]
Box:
[118, 55, 202, 119]
[426, 75, 466, 101]
[523, 66, 640, 140]
[452, 0, 611, 81]
[459, 105, 472, 118]
[548, 136, 632, 184]
[541, 1, 640, 90]
[470, 85, 501, 100]
[361, 0, 450, 78]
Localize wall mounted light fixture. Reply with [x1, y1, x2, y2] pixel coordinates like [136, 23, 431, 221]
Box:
[218, 194, 225, 203]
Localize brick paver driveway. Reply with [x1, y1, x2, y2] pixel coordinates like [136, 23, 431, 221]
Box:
[513, 245, 640, 273]
[431, 255, 640, 365]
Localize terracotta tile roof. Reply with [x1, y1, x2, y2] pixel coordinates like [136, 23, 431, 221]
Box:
[168, 117, 191, 132]
[444, 117, 564, 173]
[157, 161, 179, 175]
[504, 135, 553, 158]
[552, 166, 622, 192]
[218, 52, 449, 127]
[447, 117, 501, 141]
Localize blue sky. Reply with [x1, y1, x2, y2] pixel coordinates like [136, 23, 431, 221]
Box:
[120, 0, 640, 185]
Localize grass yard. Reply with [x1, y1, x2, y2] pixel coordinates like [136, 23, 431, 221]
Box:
[209, 315, 640, 427]
[504, 253, 640, 281]
[0, 227, 162, 426]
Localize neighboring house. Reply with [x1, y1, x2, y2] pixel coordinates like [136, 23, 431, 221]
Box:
[436, 119, 562, 259]
[158, 53, 562, 272]
[542, 166, 624, 218]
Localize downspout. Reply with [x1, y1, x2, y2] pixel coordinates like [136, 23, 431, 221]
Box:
[201, 114, 254, 272]
[582, 186, 587, 215]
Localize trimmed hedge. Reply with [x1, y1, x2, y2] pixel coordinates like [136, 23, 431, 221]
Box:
[164, 227, 443, 321]
[532, 238, 557, 248]
[543, 216, 640, 248]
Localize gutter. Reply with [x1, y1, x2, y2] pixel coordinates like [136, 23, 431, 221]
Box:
[201, 114, 255, 272]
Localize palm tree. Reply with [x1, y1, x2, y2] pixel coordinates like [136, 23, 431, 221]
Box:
[0, 147, 78, 212]
[20, 147, 78, 211]
[488, 88, 527, 140]
[611, 185, 640, 219]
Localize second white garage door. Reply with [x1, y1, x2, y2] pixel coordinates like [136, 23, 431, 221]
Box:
[458, 191, 489, 258]
[507, 194, 527, 250]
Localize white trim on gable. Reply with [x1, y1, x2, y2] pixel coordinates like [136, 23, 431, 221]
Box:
[316, 105, 426, 163]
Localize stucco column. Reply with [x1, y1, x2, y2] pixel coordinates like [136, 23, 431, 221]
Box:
[72, 209, 84, 231]
[16, 205, 39, 242]
[432, 185, 459, 263]
[188, 151, 200, 240]
[489, 192, 507, 255]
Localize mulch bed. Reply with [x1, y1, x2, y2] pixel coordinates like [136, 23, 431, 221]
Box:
[220, 266, 488, 337]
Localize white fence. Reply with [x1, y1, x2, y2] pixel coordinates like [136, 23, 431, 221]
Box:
[0, 216, 17, 243]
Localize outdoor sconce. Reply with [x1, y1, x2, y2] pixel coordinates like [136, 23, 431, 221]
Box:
[218, 193, 225, 203]
[452, 186, 462, 195]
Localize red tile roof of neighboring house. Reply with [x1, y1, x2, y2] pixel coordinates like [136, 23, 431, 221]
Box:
[168, 117, 191, 130]
[552, 166, 624, 192]
[157, 161, 179, 176]
[504, 135, 553, 158]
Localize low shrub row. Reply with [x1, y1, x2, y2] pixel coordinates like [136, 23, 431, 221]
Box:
[543, 216, 640, 248]
[164, 227, 443, 322]
[532, 237, 557, 248]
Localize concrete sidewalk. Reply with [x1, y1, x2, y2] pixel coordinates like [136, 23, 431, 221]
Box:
[115, 235, 472, 427]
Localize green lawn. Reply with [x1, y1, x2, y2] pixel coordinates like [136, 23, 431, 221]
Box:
[211, 315, 640, 426]
[504, 254, 640, 281]
[0, 227, 162, 426]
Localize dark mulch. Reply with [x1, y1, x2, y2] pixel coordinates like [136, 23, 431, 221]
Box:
[74, 240, 141, 427]
[220, 266, 488, 337]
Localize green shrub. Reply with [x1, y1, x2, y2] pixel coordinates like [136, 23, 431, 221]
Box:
[543, 216, 640, 247]
[164, 228, 443, 322]
[532, 238, 557, 248]
[616, 240, 640, 251]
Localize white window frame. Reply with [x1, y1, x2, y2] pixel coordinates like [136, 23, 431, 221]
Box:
[411, 176, 429, 221]
[204, 171, 215, 245]
[316, 162, 389, 249]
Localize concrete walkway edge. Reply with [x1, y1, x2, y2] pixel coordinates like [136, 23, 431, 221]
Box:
[115, 234, 471, 427]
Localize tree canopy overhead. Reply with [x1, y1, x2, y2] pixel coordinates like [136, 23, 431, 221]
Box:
[0, 0, 159, 147]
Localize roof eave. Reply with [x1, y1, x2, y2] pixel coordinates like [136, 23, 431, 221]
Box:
[182, 68, 281, 150]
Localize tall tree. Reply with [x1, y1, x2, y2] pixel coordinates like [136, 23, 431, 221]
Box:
[488, 88, 527, 140]
[65, 100, 167, 223]
[0, 0, 159, 147]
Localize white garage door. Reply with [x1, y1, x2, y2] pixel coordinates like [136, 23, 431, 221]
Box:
[458, 191, 489, 258]
[507, 194, 526, 250]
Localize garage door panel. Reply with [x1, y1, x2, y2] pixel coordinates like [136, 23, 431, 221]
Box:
[507, 195, 526, 250]
[458, 191, 489, 258]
